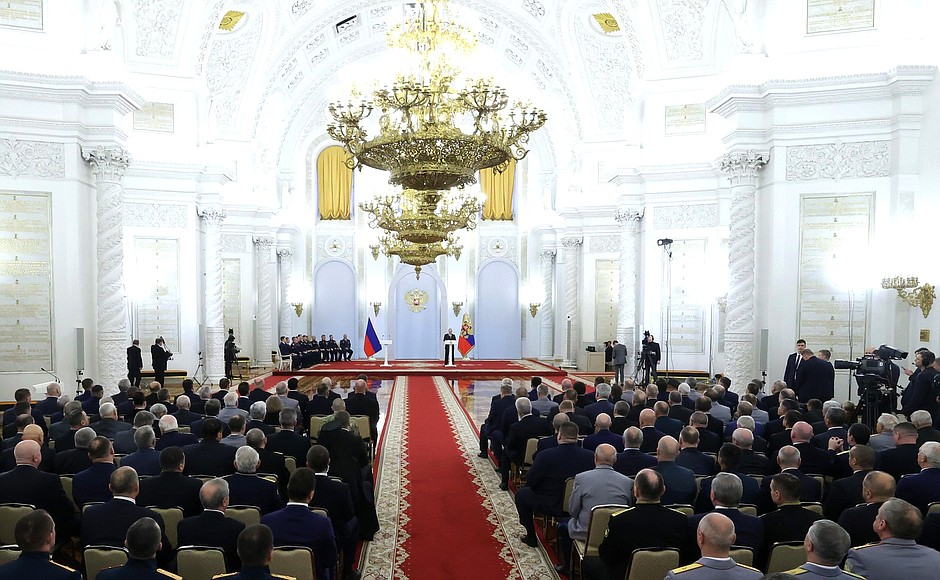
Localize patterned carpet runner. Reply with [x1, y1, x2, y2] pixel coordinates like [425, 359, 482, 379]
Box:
[361, 376, 557, 579]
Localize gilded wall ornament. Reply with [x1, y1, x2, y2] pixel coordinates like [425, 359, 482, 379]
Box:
[405, 289, 429, 313]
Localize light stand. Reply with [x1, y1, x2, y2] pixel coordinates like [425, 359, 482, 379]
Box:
[657, 238, 674, 378]
[192, 351, 211, 388]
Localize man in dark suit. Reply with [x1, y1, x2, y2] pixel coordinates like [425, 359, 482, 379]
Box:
[137, 446, 203, 516]
[694, 398, 726, 440]
[0, 424, 54, 472]
[654, 436, 696, 506]
[668, 391, 693, 425]
[127, 339, 143, 388]
[91, 402, 132, 439]
[733, 428, 772, 475]
[346, 379, 380, 442]
[318, 411, 379, 541]
[790, 421, 833, 476]
[837, 470, 895, 547]
[80, 467, 171, 564]
[558, 400, 592, 435]
[584, 383, 615, 422]
[154, 416, 198, 451]
[614, 426, 658, 477]
[784, 339, 807, 388]
[2, 388, 48, 433]
[875, 421, 920, 480]
[901, 350, 938, 419]
[120, 426, 161, 477]
[285, 377, 309, 421]
[34, 382, 62, 416]
[478, 382, 515, 459]
[114, 411, 154, 455]
[582, 414, 624, 453]
[756, 445, 822, 514]
[306, 381, 336, 417]
[182, 418, 237, 477]
[0, 509, 82, 579]
[75, 378, 93, 403]
[514, 422, 594, 546]
[598, 469, 691, 580]
[688, 472, 764, 562]
[339, 333, 353, 361]
[793, 349, 835, 403]
[212, 377, 231, 403]
[53, 426, 94, 475]
[758, 472, 822, 569]
[262, 468, 338, 580]
[653, 401, 683, 438]
[499, 397, 551, 489]
[234, 382, 252, 413]
[171, 394, 202, 426]
[610, 401, 635, 436]
[823, 444, 875, 521]
[0, 440, 78, 536]
[245, 428, 291, 495]
[638, 408, 666, 453]
[764, 399, 800, 443]
[307, 445, 360, 580]
[265, 408, 311, 466]
[675, 426, 716, 476]
[895, 441, 940, 515]
[178, 477, 245, 570]
[247, 402, 276, 436]
[72, 436, 117, 507]
[811, 407, 847, 449]
[150, 338, 172, 387]
[695, 444, 761, 513]
[691, 411, 721, 453]
[225, 446, 285, 515]
[97, 517, 176, 580]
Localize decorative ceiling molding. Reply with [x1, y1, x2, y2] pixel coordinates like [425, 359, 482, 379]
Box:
[653, 203, 719, 229]
[574, 16, 631, 132]
[131, 0, 184, 59]
[657, 0, 708, 63]
[0, 72, 146, 114]
[206, 13, 264, 129]
[125, 202, 189, 228]
[194, 0, 227, 75]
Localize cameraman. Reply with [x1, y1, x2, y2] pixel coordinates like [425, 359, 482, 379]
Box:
[901, 348, 931, 412]
[224, 331, 240, 380]
[900, 350, 937, 420]
[642, 332, 661, 384]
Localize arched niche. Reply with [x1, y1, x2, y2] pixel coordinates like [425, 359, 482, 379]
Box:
[475, 259, 521, 359]
[312, 259, 358, 350]
[389, 265, 447, 360]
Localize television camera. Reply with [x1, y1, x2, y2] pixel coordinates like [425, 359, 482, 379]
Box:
[835, 344, 907, 427]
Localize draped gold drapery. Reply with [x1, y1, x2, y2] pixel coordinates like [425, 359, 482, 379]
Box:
[479, 158, 516, 221]
[317, 146, 353, 220]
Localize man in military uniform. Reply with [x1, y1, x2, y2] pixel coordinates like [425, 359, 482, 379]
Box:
[784, 520, 863, 579]
[213, 524, 294, 580]
[665, 512, 761, 579]
[339, 333, 353, 361]
[846, 498, 940, 579]
[97, 517, 180, 580]
[0, 510, 80, 578]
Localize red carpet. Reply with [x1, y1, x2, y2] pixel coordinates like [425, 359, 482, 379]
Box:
[362, 376, 558, 579]
[272, 358, 567, 382]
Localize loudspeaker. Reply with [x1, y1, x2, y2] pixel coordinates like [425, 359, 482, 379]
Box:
[76, 328, 85, 371]
[759, 328, 769, 371]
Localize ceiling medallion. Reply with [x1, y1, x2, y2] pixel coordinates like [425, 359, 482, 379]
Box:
[328, 0, 546, 277]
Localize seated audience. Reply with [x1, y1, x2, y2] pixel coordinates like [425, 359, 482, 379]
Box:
[654, 436, 696, 506]
[137, 446, 203, 517]
[689, 473, 764, 562]
[54, 426, 95, 475]
[114, 411, 154, 455]
[823, 444, 875, 520]
[875, 421, 920, 480]
[178, 477, 245, 570]
[307, 445, 360, 580]
[72, 436, 117, 507]
[758, 472, 822, 569]
[846, 498, 940, 579]
[154, 414, 197, 451]
[182, 418, 237, 477]
[784, 519, 854, 578]
[0, 509, 80, 578]
[665, 512, 762, 579]
[225, 446, 284, 515]
[120, 426, 161, 476]
[96, 517, 174, 580]
[837, 470, 895, 548]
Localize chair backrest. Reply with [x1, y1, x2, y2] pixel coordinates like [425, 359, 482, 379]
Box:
[309, 416, 328, 441]
[310, 507, 329, 519]
[584, 504, 628, 558]
[626, 547, 681, 580]
[766, 541, 807, 574]
[666, 504, 694, 516]
[59, 475, 78, 512]
[0, 545, 20, 565]
[148, 506, 183, 550]
[808, 475, 825, 496]
[738, 504, 758, 516]
[284, 455, 297, 474]
[0, 503, 35, 545]
[84, 545, 128, 580]
[523, 438, 539, 466]
[562, 477, 575, 515]
[729, 546, 754, 567]
[113, 454, 124, 467]
[225, 505, 261, 527]
[177, 546, 227, 580]
[271, 545, 315, 580]
[351, 415, 371, 442]
[929, 501, 940, 515]
[801, 502, 824, 515]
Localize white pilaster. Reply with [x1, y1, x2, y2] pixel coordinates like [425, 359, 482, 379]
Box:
[539, 249, 556, 360]
[253, 236, 275, 362]
[277, 248, 293, 339]
[615, 206, 644, 377]
[82, 145, 131, 390]
[198, 207, 226, 379]
[561, 236, 583, 367]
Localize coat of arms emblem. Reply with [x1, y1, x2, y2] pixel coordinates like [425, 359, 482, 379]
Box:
[405, 289, 429, 313]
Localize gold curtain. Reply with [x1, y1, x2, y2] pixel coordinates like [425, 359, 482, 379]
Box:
[317, 146, 352, 220]
[479, 158, 515, 221]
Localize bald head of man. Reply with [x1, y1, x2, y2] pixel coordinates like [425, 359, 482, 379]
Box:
[697, 512, 736, 557]
[639, 408, 656, 428]
[595, 413, 612, 431]
[21, 424, 44, 445]
[13, 439, 41, 467]
[862, 470, 896, 503]
[790, 421, 814, 443]
[595, 444, 617, 466]
[657, 436, 679, 461]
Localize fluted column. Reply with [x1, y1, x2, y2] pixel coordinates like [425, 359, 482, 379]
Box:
[253, 236, 275, 362]
[615, 207, 644, 377]
[539, 249, 556, 359]
[198, 207, 226, 378]
[561, 237, 583, 367]
[277, 248, 293, 338]
[719, 150, 768, 393]
[82, 145, 131, 391]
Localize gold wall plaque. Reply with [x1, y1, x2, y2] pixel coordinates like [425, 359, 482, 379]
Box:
[592, 13, 620, 33]
[920, 329, 931, 342]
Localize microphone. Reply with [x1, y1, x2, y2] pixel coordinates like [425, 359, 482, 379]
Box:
[40, 367, 60, 383]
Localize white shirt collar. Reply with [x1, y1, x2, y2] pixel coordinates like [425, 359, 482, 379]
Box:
[114, 496, 136, 504]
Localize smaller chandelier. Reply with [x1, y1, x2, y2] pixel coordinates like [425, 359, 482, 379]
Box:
[379, 232, 463, 279]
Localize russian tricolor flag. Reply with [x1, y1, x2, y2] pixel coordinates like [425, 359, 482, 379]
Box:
[363, 318, 382, 358]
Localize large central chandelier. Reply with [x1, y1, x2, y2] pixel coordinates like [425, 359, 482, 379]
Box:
[327, 0, 546, 274]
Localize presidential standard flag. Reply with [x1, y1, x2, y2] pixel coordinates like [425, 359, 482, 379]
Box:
[457, 312, 475, 356]
[363, 318, 382, 358]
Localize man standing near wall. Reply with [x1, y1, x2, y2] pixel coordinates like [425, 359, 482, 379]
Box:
[612, 340, 627, 386]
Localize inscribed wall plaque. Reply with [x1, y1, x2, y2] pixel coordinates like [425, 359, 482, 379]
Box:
[668, 239, 707, 354]
[222, 258, 242, 339]
[594, 260, 618, 343]
[807, 0, 874, 34]
[0, 0, 42, 30]
[135, 238, 181, 359]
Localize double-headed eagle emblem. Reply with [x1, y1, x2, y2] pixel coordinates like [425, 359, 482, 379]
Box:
[405, 288, 429, 313]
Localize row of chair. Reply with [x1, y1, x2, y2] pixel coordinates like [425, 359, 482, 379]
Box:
[310, 414, 374, 457]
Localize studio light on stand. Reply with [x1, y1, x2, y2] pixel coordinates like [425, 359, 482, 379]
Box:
[657, 238, 674, 378]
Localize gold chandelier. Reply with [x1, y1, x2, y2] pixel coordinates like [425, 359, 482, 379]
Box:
[327, 0, 546, 273]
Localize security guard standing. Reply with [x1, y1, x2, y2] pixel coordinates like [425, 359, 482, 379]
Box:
[665, 513, 761, 579]
[0, 510, 80, 579]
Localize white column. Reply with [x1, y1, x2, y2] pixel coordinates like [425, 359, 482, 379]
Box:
[615, 207, 644, 377]
[539, 249, 556, 359]
[561, 237, 583, 367]
[719, 150, 768, 393]
[198, 207, 226, 379]
[253, 236, 275, 362]
[82, 145, 131, 390]
[277, 248, 293, 339]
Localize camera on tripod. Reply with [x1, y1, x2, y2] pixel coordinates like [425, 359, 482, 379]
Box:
[835, 345, 907, 424]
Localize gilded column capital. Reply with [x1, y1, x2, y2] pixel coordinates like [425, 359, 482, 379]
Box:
[82, 145, 131, 181]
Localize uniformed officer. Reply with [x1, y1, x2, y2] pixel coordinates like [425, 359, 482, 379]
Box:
[212, 524, 294, 580]
[95, 517, 180, 580]
[0, 510, 80, 579]
[846, 498, 940, 579]
[665, 512, 762, 579]
[784, 519, 864, 579]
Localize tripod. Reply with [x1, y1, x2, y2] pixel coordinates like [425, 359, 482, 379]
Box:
[192, 352, 211, 388]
